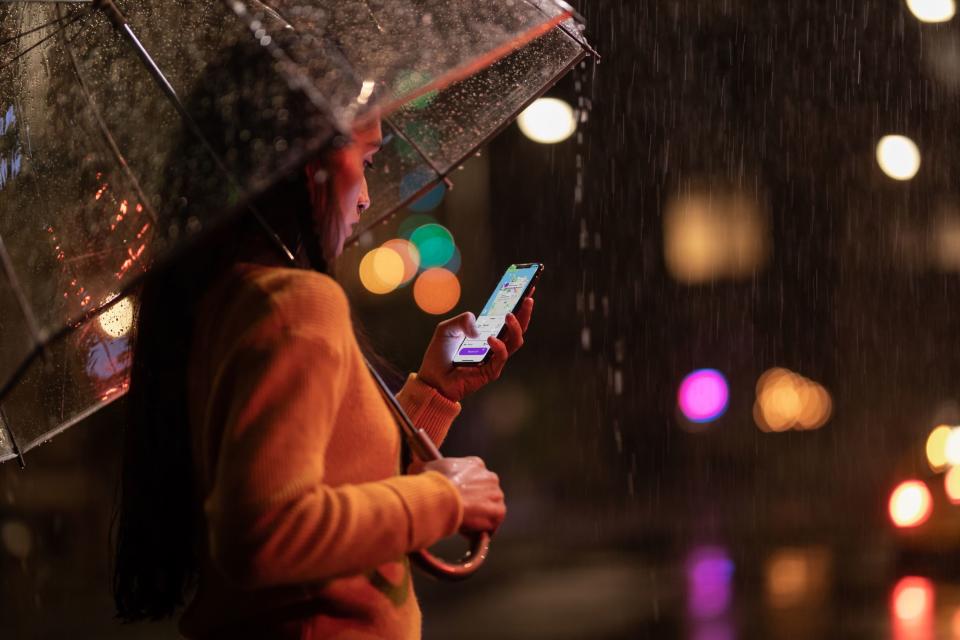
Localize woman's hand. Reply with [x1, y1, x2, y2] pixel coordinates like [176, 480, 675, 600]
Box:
[422, 457, 506, 535]
[416, 291, 535, 402]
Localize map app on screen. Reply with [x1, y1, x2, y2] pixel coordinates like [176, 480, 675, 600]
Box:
[453, 264, 540, 364]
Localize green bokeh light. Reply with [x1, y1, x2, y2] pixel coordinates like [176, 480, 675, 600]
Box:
[410, 223, 455, 268]
[395, 70, 439, 110]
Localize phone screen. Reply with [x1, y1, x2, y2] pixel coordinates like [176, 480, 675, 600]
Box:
[453, 263, 541, 365]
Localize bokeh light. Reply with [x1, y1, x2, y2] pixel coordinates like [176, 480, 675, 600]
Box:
[381, 239, 421, 285]
[876, 135, 921, 180]
[754, 368, 832, 432]
[891, 577, 935, 640]
[686, 546, 734, 620]
[409, 182, 447, 212]
[516, 97, 576, 144]
[97, 296, 134, 338]
[410, 223, 456, 268]
[945, 466, 960, 504]
[399, 166, 436, 201]
[946, 427, 960, 465]
[678, 369, 729, 424]
[906, 0, 956, 23]
[359, 246, 405, 294]
[765, 547, 830, 609]
[926, 424, 952, 471]
[889, 480, 933, 528]
[399, 213, 436, 239]
[413, 268, 461, 314]
[663, 192, 769, 284]
[443, 245, 462, 274]
[0, 520, 32, 559]
[394, 69, 439, 109]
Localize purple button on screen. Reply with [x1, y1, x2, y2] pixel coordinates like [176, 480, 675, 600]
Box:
[459, 347, 488, 356]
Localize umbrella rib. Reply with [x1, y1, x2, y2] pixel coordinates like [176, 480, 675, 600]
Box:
[0, 12, 73, 49]
[384, 114, 449, 184]
[0, 406, 25, 469]
[0, 9, 84, 72]
[59, 6, 158, 224]
[92, 0, 297, 264]
[0, 233, 44, 350]
[520, 0, 600, 60]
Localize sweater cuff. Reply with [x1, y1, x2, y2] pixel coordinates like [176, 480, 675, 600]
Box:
[383, 471, 464, 551]
[396, 373, 461, 447]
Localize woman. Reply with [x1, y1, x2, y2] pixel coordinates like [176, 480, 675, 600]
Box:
[113, 110, 535, 637]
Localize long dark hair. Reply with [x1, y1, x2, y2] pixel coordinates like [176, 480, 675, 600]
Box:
[112, 171, 321, 620]
[112, 33, 400, 618]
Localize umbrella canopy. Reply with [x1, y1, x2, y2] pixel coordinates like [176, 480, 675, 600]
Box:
[0, 0, 592, 464]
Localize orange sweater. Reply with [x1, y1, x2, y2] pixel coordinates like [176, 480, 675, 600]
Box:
[179, 264, 464, 639]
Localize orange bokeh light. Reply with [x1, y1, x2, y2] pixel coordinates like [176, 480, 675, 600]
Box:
[754, 367, 832, 432]
[413, 268, 461, 315]
[891, 576, 935, 640]
[889, 481, 933, 528]
[382, 238, 421, 285]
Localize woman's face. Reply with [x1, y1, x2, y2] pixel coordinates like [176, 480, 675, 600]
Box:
[306, 118, 383, 262]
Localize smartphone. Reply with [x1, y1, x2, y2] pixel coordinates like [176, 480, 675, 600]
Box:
[452, 263, 544, 366]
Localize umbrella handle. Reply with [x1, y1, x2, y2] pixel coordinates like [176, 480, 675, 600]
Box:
[410, 532, 491, 581]
[363, 360, 493, 581]
[407, 428, 492, 581]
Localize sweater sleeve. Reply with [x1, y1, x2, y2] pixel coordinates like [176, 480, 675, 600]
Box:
[203, 324, 462, 590]
[395, 373, 461, 447]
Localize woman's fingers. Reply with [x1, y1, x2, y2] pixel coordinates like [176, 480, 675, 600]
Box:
[437, 311, 479, 339]
[501, 313, 526, 354]
[515, 295, 534, 333]
[485, 336, 509, 378]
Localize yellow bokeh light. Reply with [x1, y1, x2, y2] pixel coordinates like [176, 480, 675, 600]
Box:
[359, 247, 405, 294]
[906, 0, 956, 23]
[889, 480, 933, 528]
[946, 466, 960, 504]
[946, 427, 960, 465]
[98, 296, 134, 338]
[876, 135, 921, 181]
[663, 192, 768, 284]
[926, 425, 952, 471]
[413, 268, 461, 315]
[382, 238, 421, 284]
[516, 98, 576, 144]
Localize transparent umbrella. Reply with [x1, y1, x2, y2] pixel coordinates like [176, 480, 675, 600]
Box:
[0, 0, 593, 467]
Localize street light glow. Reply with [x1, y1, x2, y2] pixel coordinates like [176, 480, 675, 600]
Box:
[926, 424, 952, 471]
[889, 480, 933, 528]
[516, 98, 576, 144]
[945, 427, 960, 465]
[876, 135, 921, 180]
[906, 0, 956, 23]
[98, 296, 134, 338]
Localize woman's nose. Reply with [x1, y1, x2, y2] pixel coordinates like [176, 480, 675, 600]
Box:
[358, 177, 371, 214]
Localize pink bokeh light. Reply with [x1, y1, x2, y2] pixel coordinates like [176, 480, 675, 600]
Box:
[678, 369, 730, 423]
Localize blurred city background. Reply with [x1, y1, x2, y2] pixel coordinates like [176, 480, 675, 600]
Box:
[8, 0, 960, 638]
